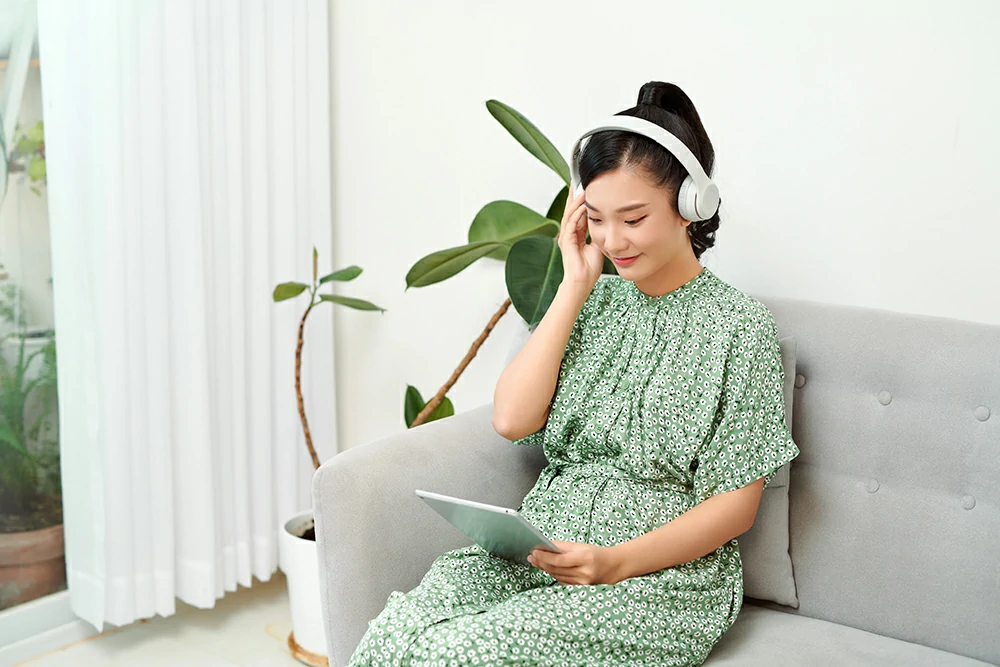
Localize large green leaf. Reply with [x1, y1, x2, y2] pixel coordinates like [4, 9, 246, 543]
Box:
[468, 201, 559, 261]
[546, 186, 569, 221]
[273, 282, 308, 302]
[602, 256, 618, 275]
[404, 385, 455, 428]
[505, 236, 564, 327]
[406, 241, 507, 288]
[319, 294, 385, 312]
[319, 265, 363, 284]
[486, 100, 570, 185]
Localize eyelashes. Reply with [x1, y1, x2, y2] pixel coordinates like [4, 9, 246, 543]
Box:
[587, 215, 647, 226]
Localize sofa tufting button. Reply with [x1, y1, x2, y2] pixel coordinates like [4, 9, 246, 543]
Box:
[878, 391, 892, 406]
[974, 405, 990, 422]
[961, 495, 976, 510]
[795, 375, 806, 388]
[866, 478, 879, 493]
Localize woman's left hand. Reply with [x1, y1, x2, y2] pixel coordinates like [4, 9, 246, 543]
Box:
[528, 541, 623, 585]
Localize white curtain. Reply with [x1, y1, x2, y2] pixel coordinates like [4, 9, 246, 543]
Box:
[36, 0, 337, 630]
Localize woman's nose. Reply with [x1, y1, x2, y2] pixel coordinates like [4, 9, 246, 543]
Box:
[604, 227, 628, 254]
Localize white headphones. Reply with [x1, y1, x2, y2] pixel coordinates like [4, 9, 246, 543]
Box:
[569, 115, 721, 223]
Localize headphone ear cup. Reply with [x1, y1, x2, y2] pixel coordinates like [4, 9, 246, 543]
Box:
[677, 176, 702, 222]
[698, 182, 721, 221]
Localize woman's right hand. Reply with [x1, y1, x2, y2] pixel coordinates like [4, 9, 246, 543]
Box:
[557, 190, 605, 291]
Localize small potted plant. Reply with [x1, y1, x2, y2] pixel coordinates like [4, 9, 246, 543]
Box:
[0, 284, 60, 610]
[272, 248, 383, 666]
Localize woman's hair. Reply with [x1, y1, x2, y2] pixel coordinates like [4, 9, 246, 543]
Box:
[576, 81, 720, 259]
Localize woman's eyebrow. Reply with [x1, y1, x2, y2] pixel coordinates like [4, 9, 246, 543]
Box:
[583, 201, 649, 214]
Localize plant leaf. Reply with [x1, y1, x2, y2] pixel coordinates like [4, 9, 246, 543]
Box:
[405, 241, 507, 288]
[28, 157, 45, 182]
[546, 186, 569, 221]
[0, 419, 29, 456]
[14, 136, 40, 155]
[468, 201, 559, 261]
[405, 385, 455, 428]
[486, 100, 570, 185]
[319, 265, 363, 284]
[602, 255, 618, 275]
[505, 236, 564, 327]
[404, 385, 424, 428]
[319, 294, 384, 311]
[27, 121, 44, 143]
[426, 396, 454, 424]
[272, 282, 308, 302]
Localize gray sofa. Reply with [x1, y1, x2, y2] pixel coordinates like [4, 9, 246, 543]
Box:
[313, 297, 999, 666]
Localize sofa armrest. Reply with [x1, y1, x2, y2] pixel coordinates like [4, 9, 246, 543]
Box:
[311, 402, 548, 666]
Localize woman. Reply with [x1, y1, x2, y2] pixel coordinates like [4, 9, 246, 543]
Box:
[348, 81, 800, 666]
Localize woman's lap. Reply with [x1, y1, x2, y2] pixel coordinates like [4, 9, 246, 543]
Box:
[348, 546, 729, 667]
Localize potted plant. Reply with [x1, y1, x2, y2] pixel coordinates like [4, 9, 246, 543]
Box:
[403, 101, 616, 427]
[272, 249, 383, 666]
[0, 284, 61, 610]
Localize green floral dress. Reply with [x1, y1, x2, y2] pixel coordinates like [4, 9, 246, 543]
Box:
[349, 268, 800, 667]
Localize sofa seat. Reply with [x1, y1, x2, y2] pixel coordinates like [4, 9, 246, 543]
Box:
[705, 604, 993, 666]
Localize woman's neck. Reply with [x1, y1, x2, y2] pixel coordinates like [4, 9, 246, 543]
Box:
[633, 251, 704, 298]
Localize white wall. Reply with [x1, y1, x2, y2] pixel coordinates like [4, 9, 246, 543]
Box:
[328, 0, 1000, 450]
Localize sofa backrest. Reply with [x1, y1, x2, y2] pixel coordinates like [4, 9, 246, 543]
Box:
[761, 297, 998, 664]
[505, 295, 999, 663]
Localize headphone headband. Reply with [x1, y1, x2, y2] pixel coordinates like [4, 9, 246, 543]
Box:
[569, 115, 720, 221]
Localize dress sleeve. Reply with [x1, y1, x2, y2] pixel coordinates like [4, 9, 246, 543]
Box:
[692, 307, 799, 503]
[509, 278, 605, 447]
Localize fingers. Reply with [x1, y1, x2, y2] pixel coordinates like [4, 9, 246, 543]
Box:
[559, 200, 588, 248]
[550, 541, 577, 551]
[562, 189, 585, 219]
[530, 549, 584, 569]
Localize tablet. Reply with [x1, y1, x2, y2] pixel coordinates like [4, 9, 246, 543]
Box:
[415, 489, 562, 564]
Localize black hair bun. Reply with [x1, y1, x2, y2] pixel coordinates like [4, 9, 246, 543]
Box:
[637, 81, 696, 119]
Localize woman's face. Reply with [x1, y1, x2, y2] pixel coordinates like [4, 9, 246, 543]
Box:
[583, 166, 692, 284]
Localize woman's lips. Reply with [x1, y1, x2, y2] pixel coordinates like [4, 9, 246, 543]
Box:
[612, 254, 640, 267]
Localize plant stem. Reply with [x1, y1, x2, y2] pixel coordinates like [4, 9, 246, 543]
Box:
[411, 297, 512, 428]
[296, 289, 321, 470]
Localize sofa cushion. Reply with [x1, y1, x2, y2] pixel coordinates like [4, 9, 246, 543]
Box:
[705, 604, 995, 666]
[738, 336, 798, 608]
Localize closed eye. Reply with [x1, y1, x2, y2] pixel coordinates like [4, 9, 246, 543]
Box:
[588, 215, 647, 226]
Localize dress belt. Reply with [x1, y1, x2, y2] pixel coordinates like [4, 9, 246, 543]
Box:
[548, 461, 691, 496]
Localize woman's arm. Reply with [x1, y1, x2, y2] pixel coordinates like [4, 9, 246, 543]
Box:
[609, 478, 764, 581]
[493, 189, 604, 441]
[529, 479, 765, 585]
[492, 282, 590, 441]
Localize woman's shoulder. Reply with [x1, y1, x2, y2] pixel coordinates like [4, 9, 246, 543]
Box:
[697, 271, 778, 341]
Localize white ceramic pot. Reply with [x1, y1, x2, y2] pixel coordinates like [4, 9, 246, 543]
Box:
[279, 510, 328, 666]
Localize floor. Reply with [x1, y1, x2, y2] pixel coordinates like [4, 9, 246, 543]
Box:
[15, 574, 305, 667]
